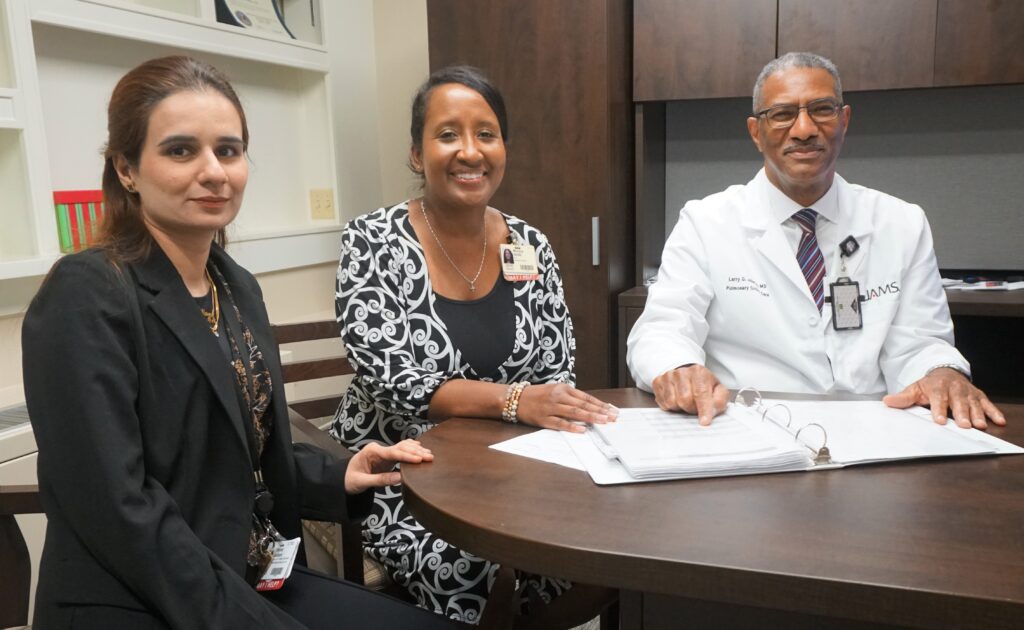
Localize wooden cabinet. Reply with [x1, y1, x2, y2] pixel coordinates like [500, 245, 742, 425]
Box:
[634, 0, 776, 101]
[934, 0, 1024, 87]
[426, 0, 633, 389]
[617, 287, 648, 387]
[778, 0, 937, 91]
[635, 0, 1024, 101]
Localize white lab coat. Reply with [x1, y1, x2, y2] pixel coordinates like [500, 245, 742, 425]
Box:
[627, 169, 969, 395]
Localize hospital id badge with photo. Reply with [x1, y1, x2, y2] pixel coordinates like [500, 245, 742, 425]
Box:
[829, 277, 863, 331]
[255, 537, 301, 592]
[500, 243, 540, 281]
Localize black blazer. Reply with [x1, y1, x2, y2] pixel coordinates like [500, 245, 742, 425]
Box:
[23, 244, 367, 629]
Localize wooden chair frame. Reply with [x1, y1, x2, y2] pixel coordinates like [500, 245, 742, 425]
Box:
[270, 320, 367, 585]
[0, 483, 42, 628]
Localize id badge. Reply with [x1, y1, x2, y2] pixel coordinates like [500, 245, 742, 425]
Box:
[500, 243, 540, 281]
[255, 537, 302, 592]
[829, 277, 863, 331]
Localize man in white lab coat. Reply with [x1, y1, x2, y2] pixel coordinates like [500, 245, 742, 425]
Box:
[626, 52, 1004, 429]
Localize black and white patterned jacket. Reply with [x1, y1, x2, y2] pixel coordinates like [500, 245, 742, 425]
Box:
[331, 201, 576, 449]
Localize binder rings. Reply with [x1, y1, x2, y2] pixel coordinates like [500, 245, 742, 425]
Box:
[563, 389, 1023, 485]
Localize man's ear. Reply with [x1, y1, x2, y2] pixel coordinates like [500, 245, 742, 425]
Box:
[746, 117, 763, 154]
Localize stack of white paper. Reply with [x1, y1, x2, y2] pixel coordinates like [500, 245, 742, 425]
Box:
[556, 400, 1022, 485]
[589, 407, 812, 480]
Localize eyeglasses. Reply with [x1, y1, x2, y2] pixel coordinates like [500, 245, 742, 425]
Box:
[754, 98, 844, 129]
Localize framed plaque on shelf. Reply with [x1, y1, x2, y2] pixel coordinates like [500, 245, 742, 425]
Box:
[215, 0, 295, 39]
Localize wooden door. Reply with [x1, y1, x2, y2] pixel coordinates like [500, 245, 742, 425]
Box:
[426, 0, 634, 388]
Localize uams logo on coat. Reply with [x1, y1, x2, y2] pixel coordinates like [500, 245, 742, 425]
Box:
[725, 276, 770, 297]
[864, 281, 900, 301]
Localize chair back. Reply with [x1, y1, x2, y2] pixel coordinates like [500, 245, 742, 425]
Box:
[270, 319, 352, 421]
[270, 320, 366, 584]
[0, 484, 42, 628]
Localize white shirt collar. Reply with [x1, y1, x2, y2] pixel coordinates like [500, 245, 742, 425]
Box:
[763, 171, 840, 226]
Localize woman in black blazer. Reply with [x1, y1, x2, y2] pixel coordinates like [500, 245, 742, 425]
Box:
[22, 56, 455, 630]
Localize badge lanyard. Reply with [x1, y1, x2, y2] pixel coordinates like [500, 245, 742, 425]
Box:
[825, 235, 864, 331]
[213, 270, 308, 587]
[214, 268, 275, 519]
[211, 268, 302, 591]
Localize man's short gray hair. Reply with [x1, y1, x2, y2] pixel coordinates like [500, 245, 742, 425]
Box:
[752, 52, 843, 114]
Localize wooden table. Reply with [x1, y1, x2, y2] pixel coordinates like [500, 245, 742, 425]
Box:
[402, 389, 1024, 629]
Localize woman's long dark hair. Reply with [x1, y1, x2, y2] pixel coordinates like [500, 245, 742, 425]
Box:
[94, 56, 249, 263]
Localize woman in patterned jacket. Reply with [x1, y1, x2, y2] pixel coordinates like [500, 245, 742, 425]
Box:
[331, 66, 618, 627]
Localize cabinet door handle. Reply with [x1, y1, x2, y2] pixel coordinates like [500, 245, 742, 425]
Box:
[592, 217, 600, 267]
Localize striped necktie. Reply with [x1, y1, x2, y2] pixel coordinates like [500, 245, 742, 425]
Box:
[792, 208, 825, 311]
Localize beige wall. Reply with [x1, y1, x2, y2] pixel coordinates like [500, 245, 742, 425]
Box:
[258, 262, 337, 323]
[0, 315, 24, 407]
[373, 0, 430, 205]
[329, 1, 386, 222]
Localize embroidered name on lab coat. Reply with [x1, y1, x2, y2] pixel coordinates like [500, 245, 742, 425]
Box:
[725, 277, 770, 297]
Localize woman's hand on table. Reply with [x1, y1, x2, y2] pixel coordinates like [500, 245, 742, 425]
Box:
[515, 383, 618, 433]
[345, 439, 433, 494]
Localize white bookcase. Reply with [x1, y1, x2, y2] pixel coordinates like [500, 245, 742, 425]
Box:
[0, 0, 343, 280]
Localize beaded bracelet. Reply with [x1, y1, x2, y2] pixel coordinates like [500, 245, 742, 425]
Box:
[501, 381, 530, 423]
[501, 382, 521, 422]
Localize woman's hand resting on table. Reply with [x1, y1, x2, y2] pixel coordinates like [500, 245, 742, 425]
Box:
[516, 383, 618, 433]
[344, 439, 433, 494]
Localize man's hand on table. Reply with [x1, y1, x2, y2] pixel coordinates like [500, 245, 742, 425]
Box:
[883, 367, 1006, 429]
[651, 364, 730, 425]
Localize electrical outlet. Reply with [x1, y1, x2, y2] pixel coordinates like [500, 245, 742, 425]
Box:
[309, 188, 335, 220]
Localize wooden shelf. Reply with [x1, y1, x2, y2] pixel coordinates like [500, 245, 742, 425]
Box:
[0, 255, 60, 282]
[0, 0, 343, 282]
[32, 0, 328, 71]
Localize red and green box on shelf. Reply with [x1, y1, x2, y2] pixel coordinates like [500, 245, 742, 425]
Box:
[53, 190, 104, 253]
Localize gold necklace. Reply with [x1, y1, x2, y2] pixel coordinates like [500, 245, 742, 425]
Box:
[200, 268, 220, 336]
[420, 200, 487, 292]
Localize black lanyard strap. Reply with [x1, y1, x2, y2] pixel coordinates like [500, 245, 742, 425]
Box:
[210, 264, 274, 517]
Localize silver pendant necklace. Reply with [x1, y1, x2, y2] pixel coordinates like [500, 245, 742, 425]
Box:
[420, 200, 488, 292]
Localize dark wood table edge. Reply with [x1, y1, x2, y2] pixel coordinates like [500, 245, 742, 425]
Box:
[402, 391, 1024, 629]
[403, 470, 1021, 628]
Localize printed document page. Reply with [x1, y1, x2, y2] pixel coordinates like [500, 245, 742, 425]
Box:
[488, 428, 585, 471]
[764, 400, 1023, 464]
